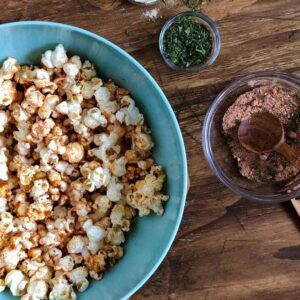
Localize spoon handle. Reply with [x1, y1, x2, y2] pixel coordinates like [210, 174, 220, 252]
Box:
[276, 143, 300, 170]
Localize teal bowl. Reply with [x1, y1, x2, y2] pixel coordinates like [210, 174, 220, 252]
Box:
[0, 21, 187, 300]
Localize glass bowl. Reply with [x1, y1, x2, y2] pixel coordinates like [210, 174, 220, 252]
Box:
[202, 71, 300, 203]
[127, 0, 160, 6]
[159, 11, 221, 72]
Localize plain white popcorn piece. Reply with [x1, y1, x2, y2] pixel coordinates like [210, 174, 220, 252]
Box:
[42, 44, 68, 68]
[5, 270, 28, 296]
[0, 44, 169, 299]
[83, 220, 106, 254]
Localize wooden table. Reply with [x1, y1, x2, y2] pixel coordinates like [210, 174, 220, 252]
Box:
[2, 0, 300, 299]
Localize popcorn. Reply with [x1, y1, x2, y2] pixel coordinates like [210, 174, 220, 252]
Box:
[117, 96, 144, 126]
[0, 111, 8, 133]
[133, 132, 154, 151]
[38, 94, 60, 119]
[105, 227, 125, 246]
[63, 142, 84, 164]
[107, 177, 123, 202]
[110, 156, 127, 177]
[80, 162, 111, 192]
[83, 219, 106, 254]
[0, 212, 14, 234]
[49, 276, 76, 300]
[23, 86, 44, 114]
[94, 86, 117, 115]
[82, 107, 107, 129]
[67, 236, 87, 255]
[0, 57, 19, 80]
[5, 270, 28, 296]
[0, 147, 8, 181]
[57, 255, 74, 272]
[67, 266, 89, 292]
[42, 44, 68, 69]
[110, 204, 135, 231]
[0, 44, 168, 300]
[0, 80, 17, 106]
[22, 279, 48, 300]
[81, 78, 102, 99]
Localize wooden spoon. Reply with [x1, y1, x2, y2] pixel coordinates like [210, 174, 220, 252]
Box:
[238, 112, 300, 168]
[238, 111, 300, 214]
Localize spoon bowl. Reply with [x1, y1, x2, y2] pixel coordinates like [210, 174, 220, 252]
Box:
[238, 112, 284, 153]
[238, 111, 300, 170]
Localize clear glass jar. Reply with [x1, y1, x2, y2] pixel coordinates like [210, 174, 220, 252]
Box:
[202, 71, 300, 203]
[159, 11, 221, 72]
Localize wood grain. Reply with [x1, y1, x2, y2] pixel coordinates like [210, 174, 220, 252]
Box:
[1, 0, 300, 299]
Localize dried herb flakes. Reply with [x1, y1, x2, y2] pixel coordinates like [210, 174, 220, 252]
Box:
[163, 16, 212, 68]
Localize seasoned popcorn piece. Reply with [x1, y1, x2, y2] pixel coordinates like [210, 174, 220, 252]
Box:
[85, 253, 106, 280]
[49, 276, 76, 300]
[110, 204, 135, 231]
[80, 162, 111, 192]
[81, 78, 102, 99]
[0, 57, 19, 80]
[116, 96, 144, 126]
[67, 235, 88, 255]
[92, 194, 112, 218]
[5, 270, 28, 296]
[56, 255, 74, 272]
[38, 94, 60, 119]
[82, 107, 107, 129]
[110, 156, 127, 177]
[22, 86, 45, 114]
[133, 132, 154, 151]
[11, 103, 30, 122]
[105, 227, 125, 246]
[55, 95, 83, 124]
[67, 266, 89, 292]
[0, 212, 14, 234]
[0, 80, 17, 106]
[0, 278, 5, 292]
[28, 195, 53, 221]
[63, 142, 85, 164]
[81, 60, 97, 80]
[21, 279, 48, 300]
[107, 177, 123, 202]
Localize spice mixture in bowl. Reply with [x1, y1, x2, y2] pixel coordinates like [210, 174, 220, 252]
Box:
[159, 11, 221, 72]
[223, 85, 300, 183]
[203, 71, 300, 203]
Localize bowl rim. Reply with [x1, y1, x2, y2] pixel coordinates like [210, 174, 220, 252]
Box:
[202, 70, 300, 203]
[0, 20, 188, 299]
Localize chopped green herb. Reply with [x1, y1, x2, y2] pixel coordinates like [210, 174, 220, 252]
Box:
[183, 0, 203, 11]
[163, 16, 212, 68]
[124, 29, 130, 37]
